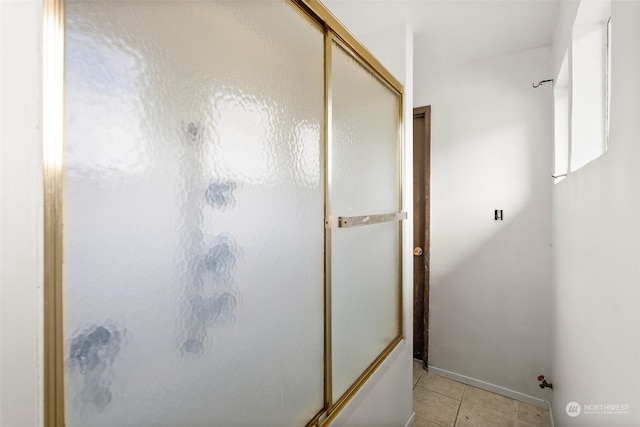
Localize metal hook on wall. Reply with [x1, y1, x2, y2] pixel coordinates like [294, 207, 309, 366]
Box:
[533, 79, 554, 88]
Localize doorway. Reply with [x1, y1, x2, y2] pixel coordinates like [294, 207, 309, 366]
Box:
[413, 106, 431, 367]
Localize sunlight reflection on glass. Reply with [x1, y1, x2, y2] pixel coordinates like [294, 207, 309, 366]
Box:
[66, 29, 150, 176]
[208, 92, 273, 185]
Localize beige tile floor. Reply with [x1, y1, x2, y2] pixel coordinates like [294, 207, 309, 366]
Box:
[413, 360, 551, 427]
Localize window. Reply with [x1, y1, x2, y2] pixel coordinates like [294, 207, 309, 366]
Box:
[553, 53, 569, 183]
[553, 0, 611, 179]
[570, 20, 609, 171]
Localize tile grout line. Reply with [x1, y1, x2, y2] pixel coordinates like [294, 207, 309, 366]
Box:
[414, 367, 424, 390]
[452, 384, 467, 427]
[413, 382, 461, 427]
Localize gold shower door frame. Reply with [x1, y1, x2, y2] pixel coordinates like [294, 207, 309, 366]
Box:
[42, 1, 405, 426]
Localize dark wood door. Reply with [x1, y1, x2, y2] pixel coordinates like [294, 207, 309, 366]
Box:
[413, 106, 431, 367]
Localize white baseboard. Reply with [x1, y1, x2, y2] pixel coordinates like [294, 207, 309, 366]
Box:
[548, 401, 555, 427]
[404, 411, 416, 427]
[428, 366, 550, 410]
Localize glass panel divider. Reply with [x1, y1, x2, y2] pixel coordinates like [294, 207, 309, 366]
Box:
[42, 0, 66, 425]
[44, 1, 404, 425]
[323, 29, 334, 416]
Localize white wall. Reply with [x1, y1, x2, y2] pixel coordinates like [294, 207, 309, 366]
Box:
[551, 1, 640, 425]
[329, 23, 415, 427]
[0, 1, 44, 426]
[415, 46, 554, 403]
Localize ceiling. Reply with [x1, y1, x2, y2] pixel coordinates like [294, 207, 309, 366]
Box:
[323, 0, 561, 70]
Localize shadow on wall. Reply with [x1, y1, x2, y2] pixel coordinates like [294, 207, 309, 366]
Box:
[425, 47, 554, 401]
[430, 121, 552, 280]
[429, 205, 553, 400]
[427, 48, 553, 282]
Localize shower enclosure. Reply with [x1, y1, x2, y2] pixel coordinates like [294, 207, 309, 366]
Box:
[43, 1, 404, 426]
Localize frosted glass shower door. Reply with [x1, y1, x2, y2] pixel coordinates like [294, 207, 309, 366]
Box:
[63, 2, 324, 426]
[330, 40, 403, 403]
